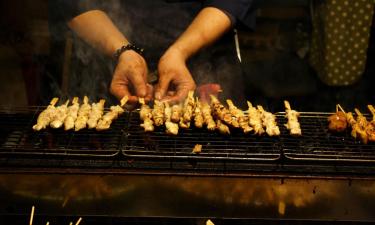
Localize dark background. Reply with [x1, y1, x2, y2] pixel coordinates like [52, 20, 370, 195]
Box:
[0, 0, 373, 112]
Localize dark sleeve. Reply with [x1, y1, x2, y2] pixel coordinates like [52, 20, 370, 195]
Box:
[49, 0, 100, 22]
[203, 0, 256, 29]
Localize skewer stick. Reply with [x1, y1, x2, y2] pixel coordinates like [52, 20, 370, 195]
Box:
[368, 105, 375, 120]
[29, 206, 35, 225]
[284, 100, 291, 110]
[120, 95, 129, 107]
[75, 217, 83, 225]
[337, 104, 346, 114]
[354, 108, 362, 117]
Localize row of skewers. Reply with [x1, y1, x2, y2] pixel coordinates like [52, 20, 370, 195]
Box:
[139, 91, 302, 136]
[32, 96, 128, 131]
[328, 104, 375, 144]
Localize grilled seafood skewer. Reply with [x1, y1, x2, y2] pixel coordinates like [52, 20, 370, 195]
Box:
[202, 102, 216, 131]
[75, 96, 91, 131]
[87, 99, 106, 129]
[64, 97, 80, 130]
[96, 96, 128, 131]
[50, 100, 70, 129]
[247, 101, 264, 135]
[284, 100, 301, 136]
[257, 105, 280, 136]
[139, 98, 154, 132]
[32, 97, 59, 131]
[227, 99, 252, 133]
[164, 102, 179, 135]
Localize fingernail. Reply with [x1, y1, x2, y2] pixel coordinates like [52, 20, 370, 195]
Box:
[155, 92, 161, 100]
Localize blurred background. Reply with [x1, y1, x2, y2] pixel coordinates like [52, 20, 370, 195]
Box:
[0, 0, 373, 111]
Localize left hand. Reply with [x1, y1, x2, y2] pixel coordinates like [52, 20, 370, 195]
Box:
[155, 48, 196, 104]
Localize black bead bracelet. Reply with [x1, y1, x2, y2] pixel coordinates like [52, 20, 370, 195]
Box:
[113, 43, 144, 60]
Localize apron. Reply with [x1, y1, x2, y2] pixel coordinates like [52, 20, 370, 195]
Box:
[310, 0, 375, 86]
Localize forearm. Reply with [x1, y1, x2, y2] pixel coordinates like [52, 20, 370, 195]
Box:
[169, 7, 232, 60]
[68, 10, 128, 57]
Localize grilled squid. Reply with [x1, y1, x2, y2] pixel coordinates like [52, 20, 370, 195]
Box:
[164, 102, 179, 135]
[75, 96, 91, 131]
[32, 97, 59, 131]
[139, 98, 154, 132]
[284, 100, 301, 136]
[247, 101, 264, 135]
[227, 99, 252, 133]
[87, 99, 105, 129]
[257, 105, 280, 136]
[50, 100, 70, 129]
[64, 97, 80, 131]
[96, 96, 128, 131]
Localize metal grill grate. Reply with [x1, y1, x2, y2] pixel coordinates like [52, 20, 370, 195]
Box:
[122, 111, 281, 161]
[0, 107, 127, 157]
[279, 112, 375, 162]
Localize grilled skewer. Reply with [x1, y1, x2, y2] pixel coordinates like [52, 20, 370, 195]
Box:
[96, 96, 128, 131]
[366, 105, 375, 142]
[64, 97, 80, 130]
[179, 91, 195, 129]
[284, 100, 301, 136]
[347, 110, 368, 144]
[164, 102, 179, 135]
[87, 99, 106, 129]
[328, 104, 348, 132]
[75, 96, 91, 131]
[257, 105, 280, 136]
[202, 102, 216, 131]
[139, 98, 154, 132]
[194, 98, 204, 129]
[247, 101, 264, 135]
[210, 95, 238, 128]
[33, 97, 59, 131]
[227, 99, 252, 133]
[171, 104, 182, 123]
[152, 100, 165, 127]
[50, 100, 70, 129]
[216, 119, 230, 135]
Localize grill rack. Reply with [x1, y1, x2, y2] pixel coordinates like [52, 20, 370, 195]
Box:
[0, 108, 375, 164]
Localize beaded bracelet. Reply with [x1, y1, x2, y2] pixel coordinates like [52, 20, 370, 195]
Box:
[113, 43, 144, 61]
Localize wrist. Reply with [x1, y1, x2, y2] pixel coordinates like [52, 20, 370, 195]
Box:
[113, 43, 144, 61]
[165, 45, 189, 61]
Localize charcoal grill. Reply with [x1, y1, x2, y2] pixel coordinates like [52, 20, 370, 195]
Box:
[1, 107, 375, 223]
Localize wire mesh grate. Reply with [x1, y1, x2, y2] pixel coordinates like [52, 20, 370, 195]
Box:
[122, 111, 281, 161]
[279, 112, 375, 162]
[0, 107, 127, 157]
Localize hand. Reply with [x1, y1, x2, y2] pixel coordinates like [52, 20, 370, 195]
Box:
[110, 50, 153, 103]
[155, 48, 196, 104]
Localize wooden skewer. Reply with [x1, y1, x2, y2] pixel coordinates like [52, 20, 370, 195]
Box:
[120, 95, 129, 107]
[75, 217, 82, 225]
[337, 104, 346, 114]
[29, 206, 35, 225]
[368, 105, 375, 120]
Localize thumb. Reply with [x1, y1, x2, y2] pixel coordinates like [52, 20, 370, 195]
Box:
[128, 70, 148, 98]
[155, 75, 171, 100]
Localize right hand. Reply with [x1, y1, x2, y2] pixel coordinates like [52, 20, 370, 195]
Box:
[110, 50, 153, 103]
